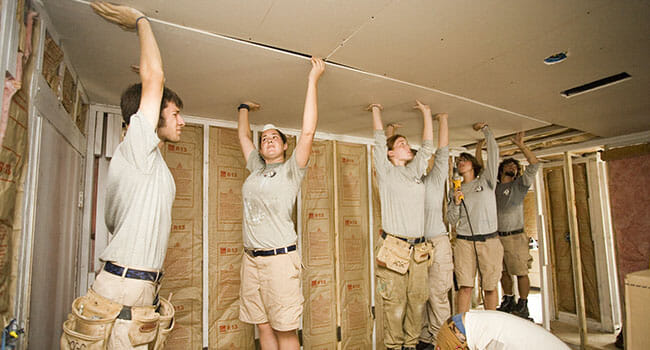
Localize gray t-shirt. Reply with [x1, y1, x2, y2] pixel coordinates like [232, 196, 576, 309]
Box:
[424, 146, 449, 238]
[374, 130, 433, 238]
[242, 150, 307, 249]
[496, 163, 540, 232]
[447, 127, 499, 236]
[100, 113, 176, 270]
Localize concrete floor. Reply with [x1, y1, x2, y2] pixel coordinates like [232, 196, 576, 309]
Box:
[528, 291, 619, 350]
[550, 320, 618, 350]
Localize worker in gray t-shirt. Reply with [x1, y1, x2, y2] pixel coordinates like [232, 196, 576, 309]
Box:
[370, 101, 434, 350]
[385, 114, 451, 349]
[61, 3, 185, 349]
[237, 58, 325, 349]
[448, 123, 502, 313]
[493, 131, 540, 319]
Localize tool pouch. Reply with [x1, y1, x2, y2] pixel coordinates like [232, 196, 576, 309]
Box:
[127, 305, 159, 346]
[152, 297, 176, 350]
[61, 317, 106, 350]
[60, 289, 122, 349]
[376, 234, 412, 274]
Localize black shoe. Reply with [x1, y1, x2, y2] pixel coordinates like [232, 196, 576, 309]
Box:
[416, 342, 435, 350]
[512, 298, 529, 319]
[615, 331, 624, 349]
[402, 347, 416, 350]
[497, 295, 516, 313]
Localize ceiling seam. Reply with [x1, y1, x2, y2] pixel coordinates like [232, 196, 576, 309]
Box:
[251, 0, 277, 40]
[69, 0, 549, 125]
[324, 0, 396, 60]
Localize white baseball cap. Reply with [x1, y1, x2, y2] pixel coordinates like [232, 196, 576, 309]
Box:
[261, 124, 278, 132]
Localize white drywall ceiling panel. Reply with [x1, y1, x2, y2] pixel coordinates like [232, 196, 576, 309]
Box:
[329, 0, 650, 138]
[436, 1, 650, 137]
[43, 0, 547, 146]
[44, 0, 649, 145]
[246, 0, 394, 58]
[329, 0, 610, 88]
[88, 0, 394, 59]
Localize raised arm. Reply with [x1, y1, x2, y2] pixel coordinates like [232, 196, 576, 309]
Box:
[237, 102, 260, 162]
[425, 113, 450, 183]
[414, 100, 434, 143]
[473, 122, 499, 187]
[385, 122, 402, 138]
[369, 104, 391, 172]
[435, 113, 449, 148]
[511, 131, 539, 165]
[411, 101, 434, 175]
[295, 58, 325, 168]
[91, 2, 162, 130]
[368, 103, 384, 131]
[475, 138, 485, 167]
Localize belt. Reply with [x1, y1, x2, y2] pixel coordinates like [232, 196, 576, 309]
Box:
[103, 261, 163, 283]
[245, 244, 297, 257]
[381, 231, 425, 245]
[456, 232, 497, 242]
[498, 229, 524, 237]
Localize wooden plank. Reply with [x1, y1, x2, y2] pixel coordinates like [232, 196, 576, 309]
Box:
[562, 152, 588, 349]
[332, 141, 342, 350]
[601, 143, 650, 162]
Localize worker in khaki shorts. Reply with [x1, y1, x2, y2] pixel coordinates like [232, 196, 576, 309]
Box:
[492, 131, 540, 318]
[369, 101, 434, 350]
[60, 2, 183, 349]
[236, 57, 325, 349]
[447, 123, 502, 313]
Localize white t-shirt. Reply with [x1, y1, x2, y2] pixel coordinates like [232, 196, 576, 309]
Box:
[100, 113, 176, 270]
[464, 310, 570, 350]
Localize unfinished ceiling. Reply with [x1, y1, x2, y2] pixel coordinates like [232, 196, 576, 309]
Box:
[41, 0, 650, 148]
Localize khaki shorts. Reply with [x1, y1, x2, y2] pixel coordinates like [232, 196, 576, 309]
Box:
[239, 250, 303, 331]
[453, 237, 503, 290]
[500, 233, 532, 276]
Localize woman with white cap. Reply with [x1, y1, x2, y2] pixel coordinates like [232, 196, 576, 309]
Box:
[236, 57, 325, 349]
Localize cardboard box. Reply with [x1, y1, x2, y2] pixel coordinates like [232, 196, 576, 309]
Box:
[625, 269, 650, 350]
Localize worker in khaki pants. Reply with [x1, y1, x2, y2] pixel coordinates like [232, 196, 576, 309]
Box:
[385, 114, 452, 350]
[376, 236, 431, 349]
[60, 2, 183, 349]
[419, 118, 451, 349]
[369, 101, 435, 349]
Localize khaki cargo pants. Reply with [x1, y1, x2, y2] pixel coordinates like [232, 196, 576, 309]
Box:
[420, 235, 454, 345]
[376, 236, 430, 349]
[60, 269, 175, 350]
